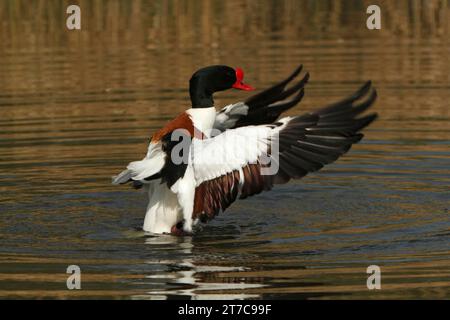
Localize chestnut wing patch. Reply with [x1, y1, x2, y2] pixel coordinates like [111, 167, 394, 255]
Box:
[151, 112, 194, 142]
[193, 163, 273, 222]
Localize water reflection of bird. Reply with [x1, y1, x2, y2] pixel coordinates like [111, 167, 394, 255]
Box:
[113, 65, 377, 235]
[133, 235, 261, 300]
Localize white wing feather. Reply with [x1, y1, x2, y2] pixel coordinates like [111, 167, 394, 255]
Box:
[191, 125, 273, 185]
[213, 102, 249, 132]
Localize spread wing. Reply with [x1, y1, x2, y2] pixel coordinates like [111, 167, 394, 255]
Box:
[192, 81, 377, 222]
[214, 65, 309, 132]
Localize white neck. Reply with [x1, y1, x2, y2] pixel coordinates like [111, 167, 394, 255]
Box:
[186, 107, 216, 137]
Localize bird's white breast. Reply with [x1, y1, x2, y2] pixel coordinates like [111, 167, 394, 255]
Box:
[186, 107, 216, 137]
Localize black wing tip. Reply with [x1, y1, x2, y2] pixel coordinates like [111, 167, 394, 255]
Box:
[280, 72, 310, 99]
[367, 112, 378, 122]
[315, 80, 377, 117]
[294, 88, 305, 104]
[353, 133, 364, 143]
[304, 72, 310, 83]
[368, 87, 377, 99]
[361, 80, 372, 91]
[345, 80, 374, 104]
[352, 87, 377, 115]
[293, 64, 303, 76]
[287, 64, 303, 80]
[276, 64, 305, 87]
[352, 87, 377, 111]
[284, 89, 305, 109]
[355, 112, 378, 131]
[298, 87, 305, 98]
[353, 80, 373, 100]
[244, 64, 308, 109]
[268, 88, 305, 111]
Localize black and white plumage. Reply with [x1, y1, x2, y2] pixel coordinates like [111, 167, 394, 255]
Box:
[214, 65, 309, 132]
[112, 65, 377, 235]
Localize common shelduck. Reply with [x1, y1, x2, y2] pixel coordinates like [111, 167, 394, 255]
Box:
[113, 65, 377, 235]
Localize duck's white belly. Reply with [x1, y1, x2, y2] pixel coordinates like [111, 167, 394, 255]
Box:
[143, 181, 182, 234]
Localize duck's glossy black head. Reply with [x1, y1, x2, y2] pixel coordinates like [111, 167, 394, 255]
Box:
[189, 65, 254, 108]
